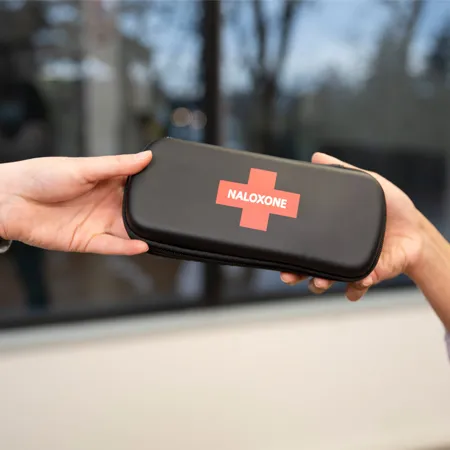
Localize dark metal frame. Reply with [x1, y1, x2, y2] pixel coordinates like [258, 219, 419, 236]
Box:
[201, 0, 224, 303]
[0, 281, 414, 331]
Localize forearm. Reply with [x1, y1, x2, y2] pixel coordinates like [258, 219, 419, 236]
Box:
[407, 213, 450, 331]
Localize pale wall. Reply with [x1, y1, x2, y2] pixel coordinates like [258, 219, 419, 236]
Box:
[1, 288, 449, 450]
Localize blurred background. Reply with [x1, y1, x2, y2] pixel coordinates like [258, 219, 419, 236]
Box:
[1, 1, 450, 449]
[1, 0, 450, 322]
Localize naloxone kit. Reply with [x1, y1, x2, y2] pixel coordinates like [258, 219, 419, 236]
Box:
[123, 138, 386, 281]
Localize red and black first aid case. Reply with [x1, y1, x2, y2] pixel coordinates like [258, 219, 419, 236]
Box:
[123, 138, 386, 282]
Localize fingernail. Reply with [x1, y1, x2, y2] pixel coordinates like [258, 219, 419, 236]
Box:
[281, 274, 294, 284]
[362, 276, 373, 288]
[136, 150, 152, 160]
[314, 278, 327, 289]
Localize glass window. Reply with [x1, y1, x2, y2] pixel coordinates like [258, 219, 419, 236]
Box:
[0, 0, 448, 327]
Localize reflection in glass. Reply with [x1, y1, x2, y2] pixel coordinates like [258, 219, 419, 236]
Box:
[0, 0, 450, 323]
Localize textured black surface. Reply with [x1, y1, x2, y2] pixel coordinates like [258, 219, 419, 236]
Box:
[124, 138, 386, 281]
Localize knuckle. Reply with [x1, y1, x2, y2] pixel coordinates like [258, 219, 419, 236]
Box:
[113, 155, 123, 165]
[113, 154, 128, 167]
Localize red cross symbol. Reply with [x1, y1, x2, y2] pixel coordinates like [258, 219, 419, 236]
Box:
[216, 168, 301, 231]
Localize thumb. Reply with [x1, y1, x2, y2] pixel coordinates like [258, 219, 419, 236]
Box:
[312, 152, 360, 171]
[78, 151, 153, 183]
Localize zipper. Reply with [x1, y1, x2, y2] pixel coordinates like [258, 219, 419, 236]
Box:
[123, 171, 387, 283]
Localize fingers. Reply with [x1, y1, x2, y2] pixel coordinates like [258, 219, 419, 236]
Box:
[312, 152, 385, 189]
[281, 271, 375, 302]
[342, 273, 373, 301]
[311, 152, 359, 170]
[346, 285, 369, 302]
[280, 273, 308, 285]
[280, 273, 335, 293]
[84, 234, 149, 255]
[308, 277, 335, 294]
[78, 151, 153, 184]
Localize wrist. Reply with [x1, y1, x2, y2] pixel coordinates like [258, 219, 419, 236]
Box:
[0, 167, 13, 241]
[0, 193, 9, 240]
[405, 211, 445, 283]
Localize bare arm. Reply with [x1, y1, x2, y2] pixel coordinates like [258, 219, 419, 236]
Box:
[408, 213, 450, 331]
[282, 153, 450, 348]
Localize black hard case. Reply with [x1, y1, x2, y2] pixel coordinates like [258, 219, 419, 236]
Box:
[123, 138, 386, 281]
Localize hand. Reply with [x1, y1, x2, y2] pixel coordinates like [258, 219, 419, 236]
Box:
[0, 151, 153, 255]
[281, 153, 426, 301]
